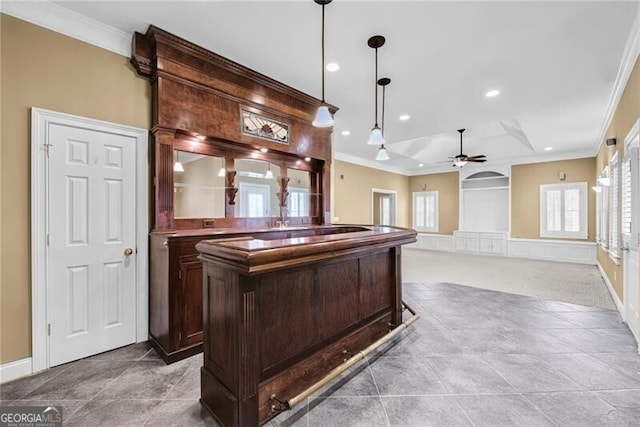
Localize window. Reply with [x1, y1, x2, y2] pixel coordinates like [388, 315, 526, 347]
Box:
[539, 182, 587, 239]
[238, 182, 270, 217]
[413, 191, 438, 232]
[288, 187, 309, 217]
[609, 153, 620, 258]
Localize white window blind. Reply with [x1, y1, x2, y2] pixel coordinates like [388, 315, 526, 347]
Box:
[412, 191, 438, 232]
[539, 182, 588, 239]
[609, 153, 620, 258]
[595, 189, 603, 244]
[621, 155, 632, 238]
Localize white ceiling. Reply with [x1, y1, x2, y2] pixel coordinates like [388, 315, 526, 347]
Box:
[16, 1, 640, 174]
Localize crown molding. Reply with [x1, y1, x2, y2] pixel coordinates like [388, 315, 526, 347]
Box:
[595, 6, 640, 154]
[1, 0, 130, 57]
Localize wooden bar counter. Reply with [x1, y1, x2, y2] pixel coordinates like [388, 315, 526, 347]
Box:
[196, 225, 416, 426]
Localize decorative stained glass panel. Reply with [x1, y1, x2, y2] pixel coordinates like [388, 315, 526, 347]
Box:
[241, 109, 289, 145]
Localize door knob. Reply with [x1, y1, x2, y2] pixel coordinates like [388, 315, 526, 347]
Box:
[124, 248, 134, 256]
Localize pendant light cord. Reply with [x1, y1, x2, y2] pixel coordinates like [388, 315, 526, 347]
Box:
[374, 47, 379, 127]
[321, 3, 325, 102]
[381, 83, 385, 136]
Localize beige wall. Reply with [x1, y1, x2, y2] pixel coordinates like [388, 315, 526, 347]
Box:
[333, 161, 409, 227]
[408, 172, 459, 234]
[511, 158, 597, 240]
[0, 15, 151, 364]
[595, 55, 640, 300]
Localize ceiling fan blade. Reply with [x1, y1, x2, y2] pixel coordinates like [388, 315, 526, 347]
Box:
[467, 158, 487, 163]
[467, 154, 486, 159]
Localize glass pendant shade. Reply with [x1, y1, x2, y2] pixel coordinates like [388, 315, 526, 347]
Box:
[217, 167, 225, 177]
[312, 106, 334, 128]
[173, 161, 184, 172]
[264, 169, 274, 179]
[367, 126, 385, 146]
[376, 145, 390, 161]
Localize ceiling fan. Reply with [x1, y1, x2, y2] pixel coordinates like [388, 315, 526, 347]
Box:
[449, 128, 486, 167]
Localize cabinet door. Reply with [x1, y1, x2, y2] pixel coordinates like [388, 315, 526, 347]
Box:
[179, 257, 204, 347]
[491, 238, 505, 254]
[479, 238, 492, 253]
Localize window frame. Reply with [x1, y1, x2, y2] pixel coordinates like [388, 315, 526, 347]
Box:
[539, 182, 588, 239]
[412, 191, 439, 233]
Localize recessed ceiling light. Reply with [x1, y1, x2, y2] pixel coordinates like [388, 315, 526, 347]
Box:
[418, 163, 425, 167]
[544, 146, 553, 151]
[326, 62, 339, 72]
[399, 114, 410, 121]
[260, 147, 268, 153]
[485, 89, 500, 98]
[304, 157, 311, 162]
[341, 130, 351, 136]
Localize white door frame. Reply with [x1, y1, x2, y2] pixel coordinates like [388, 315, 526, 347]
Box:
[371, 188, 397, 226]
[31, 108, 148, 372]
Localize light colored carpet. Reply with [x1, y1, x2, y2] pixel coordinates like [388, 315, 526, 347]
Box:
[402, 248, 616, 310]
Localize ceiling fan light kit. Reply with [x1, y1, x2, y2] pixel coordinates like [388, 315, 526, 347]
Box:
[312, 0, 335, 128]
[450, 128, 487, 167]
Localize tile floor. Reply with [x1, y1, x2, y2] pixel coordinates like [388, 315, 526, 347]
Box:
[2, 282, 640, 426]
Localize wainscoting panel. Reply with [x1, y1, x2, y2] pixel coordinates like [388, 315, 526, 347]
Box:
[507, 238, 597, 265]
[410, 234, 454, 252]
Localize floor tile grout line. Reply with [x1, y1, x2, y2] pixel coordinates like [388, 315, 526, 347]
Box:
[62, 359, 142, 424]
[139, 361, 195, 426]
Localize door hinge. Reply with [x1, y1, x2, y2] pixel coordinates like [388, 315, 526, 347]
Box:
[43, 143, 53, 157]
[178, 270, 182, 280]
[46, 234, 50, 246]
[178, 332, 182, 343]
[47, 323, 51, 336]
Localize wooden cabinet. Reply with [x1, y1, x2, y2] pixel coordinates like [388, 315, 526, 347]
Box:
[150, 226, 383, 363]
[178, 255, 203, 348]
[478, 233, 506, 255]
[149, 234, 207, 363]
[454, 231, 507, 256]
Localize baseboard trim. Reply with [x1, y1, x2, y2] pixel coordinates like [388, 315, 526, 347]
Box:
[597, 261, 624, 316]
[0, 357, 33, 384]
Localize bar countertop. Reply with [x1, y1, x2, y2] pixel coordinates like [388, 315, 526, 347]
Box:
[196, 225, 417, 274]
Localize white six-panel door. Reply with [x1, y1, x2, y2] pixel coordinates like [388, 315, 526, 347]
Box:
[47, 124, 138, 366]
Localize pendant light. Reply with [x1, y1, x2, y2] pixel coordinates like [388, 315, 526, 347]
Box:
[217, 158, 225, 177]
[265, 163, 274, 179]
[174, 151, 184, 172]
[312, 0, 334, 128]
[376, 77, 391, 161]
[367, 35, 386, 145]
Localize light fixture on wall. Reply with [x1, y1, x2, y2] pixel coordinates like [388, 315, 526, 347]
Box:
[375, 77, 390, 161]
[312, 0, 335, 128]
[367, 35, 386, 145]
[598, 176, 611, 186]
[174, 151, 185, 172]
[217, 158, 225, 177]
[265, 163, 274, 179]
